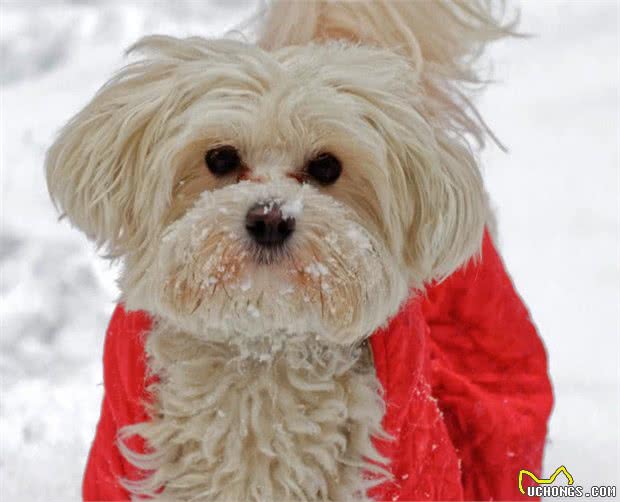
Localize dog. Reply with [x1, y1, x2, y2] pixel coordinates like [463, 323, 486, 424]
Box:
[45, 1, 553, 501]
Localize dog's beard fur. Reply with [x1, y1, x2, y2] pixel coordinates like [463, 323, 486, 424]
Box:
[123, 180, 408, 345]
[44, 1, 512, 499]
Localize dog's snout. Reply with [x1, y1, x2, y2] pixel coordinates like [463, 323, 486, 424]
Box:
[245, 201, 295, 246]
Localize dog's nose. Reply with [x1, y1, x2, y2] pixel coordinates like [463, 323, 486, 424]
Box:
[245, 201, 295, 246]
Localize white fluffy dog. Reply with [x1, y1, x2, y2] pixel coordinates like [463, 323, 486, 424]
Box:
[46, 1, 512, 500]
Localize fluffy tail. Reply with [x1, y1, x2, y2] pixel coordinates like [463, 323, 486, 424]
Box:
[254, 0, 516, 147]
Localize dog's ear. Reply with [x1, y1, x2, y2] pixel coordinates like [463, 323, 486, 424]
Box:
[398, 127, 487, 286]
[334, 59, 487, 286]
[45, 36, 248, 256]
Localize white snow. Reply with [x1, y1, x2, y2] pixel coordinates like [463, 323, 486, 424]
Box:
[239, 276, 253, 292]
[247, 303, 260, 318]
[281, 197, 304, 219]
[304, 262, 329, 278]
[0, 1, 617, 500]
[346, 226, 373, 251]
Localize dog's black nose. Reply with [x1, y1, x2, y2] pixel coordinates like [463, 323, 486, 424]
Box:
[246, 201, 295, 246]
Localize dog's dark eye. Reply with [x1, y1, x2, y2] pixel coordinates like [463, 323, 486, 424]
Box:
[306, 153, 342, 185]
[205, 146, 241, 176]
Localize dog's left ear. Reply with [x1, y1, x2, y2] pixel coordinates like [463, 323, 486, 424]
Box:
[397, 126, 487, 287]
[45, 36, 249, 256]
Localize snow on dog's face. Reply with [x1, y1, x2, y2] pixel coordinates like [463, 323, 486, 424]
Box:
[46, 37, 485, 343]
[134, 180, 404, 342]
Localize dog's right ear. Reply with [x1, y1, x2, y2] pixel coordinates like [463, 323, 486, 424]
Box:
[45, 36, 249, 256]
[45, 35, 195, 256]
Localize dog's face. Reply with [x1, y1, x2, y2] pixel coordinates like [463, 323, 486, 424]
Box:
[46, 37, 485, 343]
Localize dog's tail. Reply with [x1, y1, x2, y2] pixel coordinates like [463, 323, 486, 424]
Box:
[255, 0, 516, 146]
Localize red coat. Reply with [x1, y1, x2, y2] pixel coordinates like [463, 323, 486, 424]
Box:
[83, 233, 553, 501]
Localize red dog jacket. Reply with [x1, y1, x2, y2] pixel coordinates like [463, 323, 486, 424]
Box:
[83, 232, 553, 501]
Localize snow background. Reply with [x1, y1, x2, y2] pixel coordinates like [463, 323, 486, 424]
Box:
[0, 0, 617, 499]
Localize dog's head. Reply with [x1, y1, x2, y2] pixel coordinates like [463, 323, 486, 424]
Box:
[46, 34, 487, 343]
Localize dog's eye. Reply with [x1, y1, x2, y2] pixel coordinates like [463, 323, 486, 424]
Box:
[205, 146, 241, 176]
[306, 153, 342, 185]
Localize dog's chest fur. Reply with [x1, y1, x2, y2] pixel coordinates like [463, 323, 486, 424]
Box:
[120, 322, 388, 501]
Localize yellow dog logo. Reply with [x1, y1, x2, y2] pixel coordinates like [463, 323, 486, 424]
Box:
[518, 466, 574, 495]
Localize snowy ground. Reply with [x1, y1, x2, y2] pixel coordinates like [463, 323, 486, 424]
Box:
[0, 1, 617, 500]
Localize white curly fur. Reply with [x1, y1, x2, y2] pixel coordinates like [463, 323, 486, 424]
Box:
[45, 1, 512, 499]
[119, 322, 388, 500]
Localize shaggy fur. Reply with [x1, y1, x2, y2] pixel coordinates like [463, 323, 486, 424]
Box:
[119, 323, 387, 500]
[45, 1, 513, 500]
